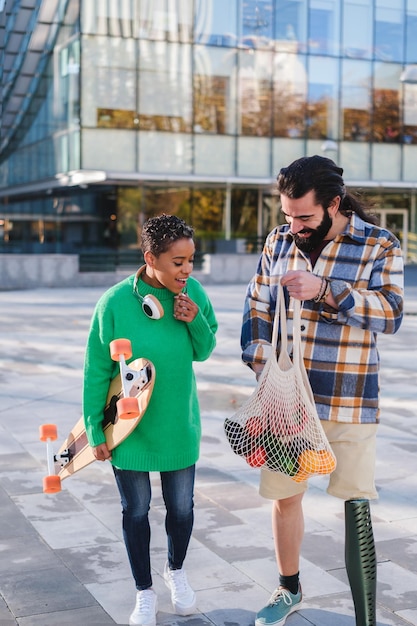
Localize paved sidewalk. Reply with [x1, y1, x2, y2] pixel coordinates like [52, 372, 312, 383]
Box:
[0, 282, 416, 626]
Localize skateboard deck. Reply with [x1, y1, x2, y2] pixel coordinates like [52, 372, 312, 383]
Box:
[40, 340, 155, 493]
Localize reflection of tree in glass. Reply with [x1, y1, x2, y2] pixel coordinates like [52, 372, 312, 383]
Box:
[372, 89, 400, 142]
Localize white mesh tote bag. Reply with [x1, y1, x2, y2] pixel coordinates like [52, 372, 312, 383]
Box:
[224, 280, 336, 482]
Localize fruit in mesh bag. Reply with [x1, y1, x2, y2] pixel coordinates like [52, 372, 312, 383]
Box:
[264, 434, 299, 475]
[244, 415, 267, 438]
[246, 445, 267, 467]
[269, 406, 309, 437]
[224, 418, 252, 456]
[293, 448, 337, 483]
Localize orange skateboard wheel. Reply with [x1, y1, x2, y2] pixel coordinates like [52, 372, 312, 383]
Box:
[43, 475, 62, 494]
[117, 396, 140, 420]
[39, 424, 58, 442]
[110, 338, 132, 361]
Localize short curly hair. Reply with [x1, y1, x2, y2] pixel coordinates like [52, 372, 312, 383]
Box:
[141, 214, 194, 256]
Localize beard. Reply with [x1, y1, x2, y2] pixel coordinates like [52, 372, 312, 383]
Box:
[293, 209, 333, 253]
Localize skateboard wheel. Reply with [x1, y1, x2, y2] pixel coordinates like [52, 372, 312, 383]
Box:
[43, 475, 62, 494]
[117, 396, 140, 420]
[39, 424, 58, 442]
[110, 338, 132, 362]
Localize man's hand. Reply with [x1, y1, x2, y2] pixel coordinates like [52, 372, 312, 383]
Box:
[281, 270, 322, 301]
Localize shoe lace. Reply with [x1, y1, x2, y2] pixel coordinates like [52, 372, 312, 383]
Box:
[268, 587, 293, 607]
[169, 569, 188, 598]
[136, 590, 154, 612]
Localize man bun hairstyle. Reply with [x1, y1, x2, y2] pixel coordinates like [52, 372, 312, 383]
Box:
[277, 155, 378, 225]
[141, 214, 194, 256]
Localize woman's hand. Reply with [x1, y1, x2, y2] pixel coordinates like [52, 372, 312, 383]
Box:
[174, 293, 198, 322]
[93, 443, 112, 462]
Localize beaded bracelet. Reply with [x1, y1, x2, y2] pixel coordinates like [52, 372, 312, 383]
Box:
[313, 277, 328, 303]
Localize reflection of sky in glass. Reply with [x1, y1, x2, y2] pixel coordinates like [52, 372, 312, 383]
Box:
[195, 0, 275, 46]
[241, 0, 273, 39]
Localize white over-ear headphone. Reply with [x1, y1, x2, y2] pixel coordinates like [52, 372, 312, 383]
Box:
[132, 266, 165, 320]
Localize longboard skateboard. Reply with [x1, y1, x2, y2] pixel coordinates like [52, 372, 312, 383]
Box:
[40, 338, 155, 493]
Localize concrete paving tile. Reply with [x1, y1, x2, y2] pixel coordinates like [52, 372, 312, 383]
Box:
[0, 488, 37, 540]
[0, 468, 47, 496]
[193, 522, 274, 563]
[153, 544, 258, 592]
[0, 451, 39, 473]
[186, 581, 261, 626]
[85, 577, 137, 625]
[56, 541, 131, 584]
[371, 491, 417, 523]
[302, 528, 345, 570]
[1, 566, 98, 618]
[377, 560, 417, 610]
[196, 481, 267, 513]
[222, 502, 276, 540]
[297, 592, 416, 626]
[13, 491, 120, 549]
[0, 426, 24, 455]
[378, 536, 417, 573]
[193, 497, 248, 531]
[0, 595, 18, 626]
[156, 613, 216, 625]
[0, 533, 57, 575]
[17, 605, 117, 625]
[397, 608, 417, 625]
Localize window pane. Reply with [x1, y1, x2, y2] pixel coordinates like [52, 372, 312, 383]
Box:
[403, 83, 417, 144]
[340, 142, 371, 179]
[240, 0, 274, 49]
[138, 41, 192, 132]
[275, 0, 307, 53]
[193, 46, 237, 135]
[371, 144, 401, 180]
[81, 37, 136, 129]
[194, 0, 238, 46]
[273, 52, 307, 137]
[341, 60, 371, 141]
[194, 135, 235, 175]
[239, 49, 272, 136]
[342, 0, 373, 59]
[403, 144, 417, 180]
[81, 0, 136, 37]
[138, 0, 193, 42]
[308, 0, 341, 56]
[82, 129, 136, 170]
[373, 63, 401, 142]
[405, 0, 417, 63]
[138, 132, 192, 173]
[237, 137, 270, 176]
[307, 57, 339, 139]
[375, 0, 404, 62]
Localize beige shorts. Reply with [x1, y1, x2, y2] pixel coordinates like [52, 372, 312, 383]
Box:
[260, 421, 378, 501]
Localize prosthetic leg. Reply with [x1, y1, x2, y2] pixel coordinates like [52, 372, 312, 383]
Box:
[345, 499, 377, 626]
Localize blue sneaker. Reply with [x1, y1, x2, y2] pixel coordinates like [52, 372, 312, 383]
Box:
[255, 586, 302, 626]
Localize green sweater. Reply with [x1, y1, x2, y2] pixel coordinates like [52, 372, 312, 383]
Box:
[83, 274, 217, 472]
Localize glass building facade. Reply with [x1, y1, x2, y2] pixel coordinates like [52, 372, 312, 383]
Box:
[1, 0, 417, 261]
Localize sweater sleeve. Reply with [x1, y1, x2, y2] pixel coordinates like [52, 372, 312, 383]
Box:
[83, 294, 117, 447]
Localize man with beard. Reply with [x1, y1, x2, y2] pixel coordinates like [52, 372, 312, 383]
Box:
[240, 155, 404, 626]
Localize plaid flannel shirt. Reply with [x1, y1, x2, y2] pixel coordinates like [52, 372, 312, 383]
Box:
[241, 213, 404, 424]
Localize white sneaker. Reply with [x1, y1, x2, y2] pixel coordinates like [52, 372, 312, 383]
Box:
[129, 589, 158, 626]
[163, 561, 197, 616]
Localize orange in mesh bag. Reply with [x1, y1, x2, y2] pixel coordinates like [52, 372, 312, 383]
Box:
[224, 280, 336, 482]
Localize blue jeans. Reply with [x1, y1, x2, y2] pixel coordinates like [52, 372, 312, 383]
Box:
[113, 465, 195, 590]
